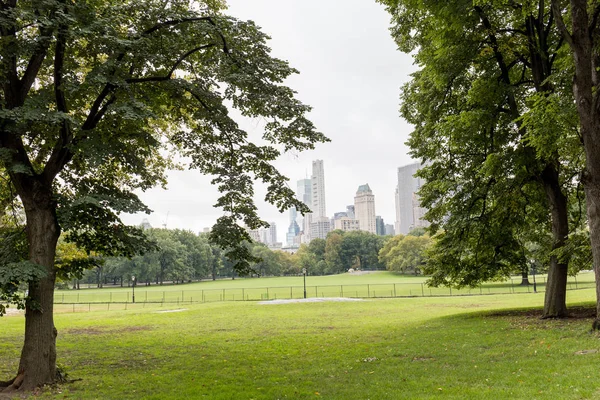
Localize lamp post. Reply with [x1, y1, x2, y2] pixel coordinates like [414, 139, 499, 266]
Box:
[132, 275, 136, 303]
[532, 263, 537, 293]
[302, 268, 307, 299]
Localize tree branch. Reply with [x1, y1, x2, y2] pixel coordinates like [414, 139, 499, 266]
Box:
[551, 0, 574, 48]
[126, 43, 216, 84]
[42, 4, 72, 184]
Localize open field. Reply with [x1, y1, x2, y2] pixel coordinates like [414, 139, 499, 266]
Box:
[53, 271, 595, 304]
[2, 287, 600, 399]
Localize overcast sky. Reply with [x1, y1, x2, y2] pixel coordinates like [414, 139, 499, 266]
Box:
[121, 0, 417, 242]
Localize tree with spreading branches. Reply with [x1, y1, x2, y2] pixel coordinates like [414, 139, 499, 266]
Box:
[0, 0, 326, 391]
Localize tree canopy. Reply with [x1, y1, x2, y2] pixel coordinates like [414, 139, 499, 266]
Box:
[0, 0, 327, 391]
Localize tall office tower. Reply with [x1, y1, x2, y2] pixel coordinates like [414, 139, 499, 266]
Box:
[394, 186, 401, 235]
[308, 160, 329, 240]
[268, 223, 277, 245]
[354, 184, 377, 234]
[412, 193, 429, 230]
[385, 224, 395, 236]
[311, 160, 326, 218]
[296, 178, 313, 240]
[297, 179, 312, 206]
[375, 216, 385, 236]
[396, 162, 427, 234]
[286, 207, 300, 247]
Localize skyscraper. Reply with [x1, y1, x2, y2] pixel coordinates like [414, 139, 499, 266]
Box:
[375, 216, 385, 236]
[308, 160, 329, 240]
[311, 160, 326, 218]
[296, 178, 312, 242]
[354, 184, 376, 234]
[396, 162, 429, 234]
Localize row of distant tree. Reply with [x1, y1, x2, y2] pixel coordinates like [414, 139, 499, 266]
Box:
[65, 227, 443, 288]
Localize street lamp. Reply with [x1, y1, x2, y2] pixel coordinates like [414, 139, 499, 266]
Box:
[531, 262, 537, 293]
[131, 275, 136, 303]
[302, 268, 307, 299]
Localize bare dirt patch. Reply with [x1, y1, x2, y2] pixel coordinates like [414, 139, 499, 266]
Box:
[259, 297, 365, 305]
[63, 326, 151, 336]
[3, 308, 23, 317]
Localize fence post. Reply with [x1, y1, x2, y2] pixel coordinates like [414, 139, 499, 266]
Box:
[266, 288, 269, 299]
[575, 275, 578, 289]
[449, 287, 452, 296]
[290, 287, 293, 299]
[243, 288, 245, 300]
[223, 288, 226, 301]
[420, 284, 424, 297]
[341, 285, 344, 297]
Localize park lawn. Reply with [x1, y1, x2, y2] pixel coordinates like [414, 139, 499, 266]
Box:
[1, 288, 600, 399]
[53, 271, 596, 304]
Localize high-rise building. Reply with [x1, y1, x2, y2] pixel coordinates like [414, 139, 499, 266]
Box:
[268, 223, 277, 245]
[396, 162, 428, 234]
[385, 224, 395, 236]
[354, 184, 376, 234]
[311, 160, 326, 218]
[375, 216, 385, 236]
[394, 186, 401, 235]
[286, 207, 301, 247]
[296, 178, 312, 242]
[310, 218, 331, 240]
[307, 160, 329, 241]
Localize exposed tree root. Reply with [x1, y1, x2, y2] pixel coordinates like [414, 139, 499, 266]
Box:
[1, 374, 23, 393]
[0, 377, 15, 389]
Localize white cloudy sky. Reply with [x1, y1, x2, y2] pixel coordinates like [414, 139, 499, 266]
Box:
[122, 0, 418, 241]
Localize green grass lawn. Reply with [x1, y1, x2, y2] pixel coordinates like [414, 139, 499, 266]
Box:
[1, 287, 600, 399]
[54, 271, 595, 304]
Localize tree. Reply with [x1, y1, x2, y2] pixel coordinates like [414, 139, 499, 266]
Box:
[324, 230, 344, 274]
[381, 235, 432, 275]
[0, 0, 325, 391]
[549, 0, 600, 328]
[379, 0, 582, 317]
[339, 231, 385, 271]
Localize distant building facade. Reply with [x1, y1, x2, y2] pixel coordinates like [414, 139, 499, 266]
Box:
[334, 217, 360, 232]
[354, 184, 376, 234]
[384, 224, 395, 236]
[375, 216, 385, 236]
[396, 162, 429, 234]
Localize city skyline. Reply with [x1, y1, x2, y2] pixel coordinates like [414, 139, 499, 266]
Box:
[120, 0, 418, 242]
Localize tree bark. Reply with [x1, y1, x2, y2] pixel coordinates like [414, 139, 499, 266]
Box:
[520, 269, 530, 286]
[541, 164, 569, 318]
[552, 0, 600, 327]
[5, 195, 61, 392]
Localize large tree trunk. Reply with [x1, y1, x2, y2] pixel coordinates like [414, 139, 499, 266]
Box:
[3, 198, 61, 392]
[553, 0, 600, 328]
[541, 164, 569, 318]
[586, 180, 600, 329]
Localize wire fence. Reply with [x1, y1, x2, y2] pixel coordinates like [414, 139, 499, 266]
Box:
[52, 275, 596, 312]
